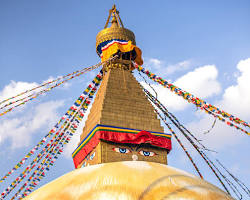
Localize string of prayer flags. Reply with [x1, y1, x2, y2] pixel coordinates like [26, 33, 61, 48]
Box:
[1, 70, 104, 199]
[0, 67, 87, 106]
[0, 66, 107, 182]
[143, 87, 231, 194]
[11, 74, 102, 199]
[135, 63, 250, 136]
[154, 108, 203, 179]
[0, 56, 115, 117]
[0, 64, 96, 117]
[0, 57, 107, 107]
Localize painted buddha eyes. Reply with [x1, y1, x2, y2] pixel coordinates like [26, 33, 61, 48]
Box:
[113, 147, 156, 156]
[113, 147, 131, 154]
[139, 150, 156, 157]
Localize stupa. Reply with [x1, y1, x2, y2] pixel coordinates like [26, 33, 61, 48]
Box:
[23, 5, 233, 200]
[72, 5, 171, 169]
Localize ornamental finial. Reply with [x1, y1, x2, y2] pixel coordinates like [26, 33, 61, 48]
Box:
[104, 4, 124, 29]
[96, 5, 136, 53]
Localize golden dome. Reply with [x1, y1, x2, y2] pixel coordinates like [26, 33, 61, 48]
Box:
[96, 5, 136, 55]
[24, 161, 233, 200]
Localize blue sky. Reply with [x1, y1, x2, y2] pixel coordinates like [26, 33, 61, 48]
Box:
[0, 0, 250, 199]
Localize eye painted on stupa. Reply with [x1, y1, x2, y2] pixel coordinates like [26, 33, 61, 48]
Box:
[139, 150, 156, 157]
[113, 147, 131, 154]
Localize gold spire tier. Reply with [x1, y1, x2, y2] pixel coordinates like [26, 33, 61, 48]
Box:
[75, 64, 168, 168]
[80, 67, 164, 142]
[73, 5, 170, 169]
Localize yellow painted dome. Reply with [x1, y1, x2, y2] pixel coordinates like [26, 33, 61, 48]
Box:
[24, 161, 233, 200]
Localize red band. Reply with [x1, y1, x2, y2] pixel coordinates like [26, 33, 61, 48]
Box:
[73, 130, 171, 168]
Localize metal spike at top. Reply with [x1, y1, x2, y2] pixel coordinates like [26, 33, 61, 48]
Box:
[104, 5, 124, 28]
[96, 5, 136, 54]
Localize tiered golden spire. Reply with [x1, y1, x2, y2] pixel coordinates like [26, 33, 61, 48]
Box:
[72, 5, 168, 169]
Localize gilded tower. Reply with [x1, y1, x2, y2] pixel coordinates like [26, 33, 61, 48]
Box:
[72, 5, 171, 168]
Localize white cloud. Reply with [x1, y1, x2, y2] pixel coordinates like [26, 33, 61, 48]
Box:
[218, 58, 250, 118]
[0, 77, 85, 155]
[187, 113, 244, 150]
[147, 58, 162, 68]
[0, 100, 64, 149]
[0, 77, 76, 150]
[175, 65, 221, 98]
[141, 58, 250, 149]
[141, 65, 221, 111]
[0, 77, 71, 110]
[141, 83, 189, 111]
[144, 58, 192, 75]
[165, 60, 191, 74]
[0, 80, 39, 102]
[187, 58, 250, 149]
